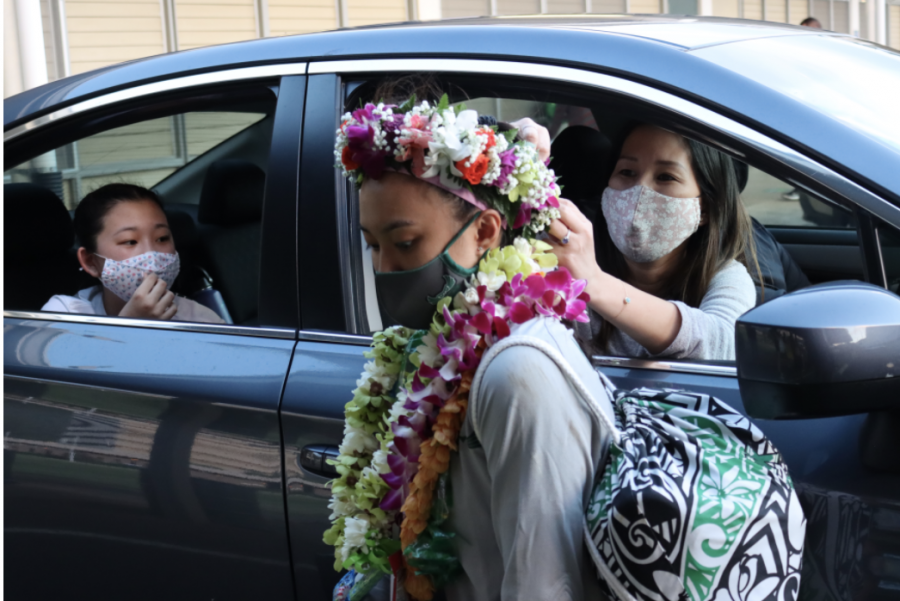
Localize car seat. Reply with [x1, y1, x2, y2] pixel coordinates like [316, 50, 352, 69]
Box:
[197, 159, 265, 325]
[3, 183, 92, 311]
[165, 208, 233, 323]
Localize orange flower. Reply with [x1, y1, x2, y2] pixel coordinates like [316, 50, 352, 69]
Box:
[481, 127, 496, 149]
[341, 146, 359, 171]
[406, 570, 435, 600]
[455, 154, 489, 185]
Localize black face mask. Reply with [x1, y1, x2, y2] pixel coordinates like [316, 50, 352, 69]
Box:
[375, 213, 482, 330]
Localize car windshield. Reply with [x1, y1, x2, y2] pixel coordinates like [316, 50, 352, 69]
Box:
[693, 35, 900, 155]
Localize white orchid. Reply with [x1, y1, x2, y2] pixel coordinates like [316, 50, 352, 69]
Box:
[338, 425, 378, 456]
[476, 270, 507, 292]
[342, 516, 370, 559]
[416, 332, 441, 366]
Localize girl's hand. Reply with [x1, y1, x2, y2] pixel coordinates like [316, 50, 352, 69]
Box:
[509, 117, 551, 162]
[547, 198, 604, 285]
[118, 273, 178, 321]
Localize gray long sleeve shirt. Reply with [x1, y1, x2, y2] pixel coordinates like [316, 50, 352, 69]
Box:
[445, 317, 616, 601]
[577, 260, 756, 361]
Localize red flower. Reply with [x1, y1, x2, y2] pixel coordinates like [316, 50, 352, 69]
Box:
[342, 146, 359, 171]
[480, 128, 496, 149]
[455, 154, 489, 185]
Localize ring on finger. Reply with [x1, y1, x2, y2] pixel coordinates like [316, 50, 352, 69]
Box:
[561, 227, 571, 245]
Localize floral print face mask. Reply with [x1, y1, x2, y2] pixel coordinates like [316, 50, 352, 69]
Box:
[601, 185, 701, 263]
[96, 251, 180, 301]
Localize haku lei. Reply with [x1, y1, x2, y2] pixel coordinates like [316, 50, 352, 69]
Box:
[324, 238, 590, 600]
[335, 95, 562, 238]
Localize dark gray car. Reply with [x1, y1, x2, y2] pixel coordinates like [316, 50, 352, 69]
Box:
[4, 15, 900, 601]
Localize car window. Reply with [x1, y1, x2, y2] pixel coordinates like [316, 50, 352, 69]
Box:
[341, 77, 875, 370]
[881, 224, 900, 296]
[742, 165, 856, 229]
[3, 94, 277, 327]
[5, 112, 266, 208]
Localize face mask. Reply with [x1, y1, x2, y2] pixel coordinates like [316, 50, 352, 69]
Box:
[375, 214, 481, 330]
[601, 185, 701, 263]
[97, 251, 181, 301]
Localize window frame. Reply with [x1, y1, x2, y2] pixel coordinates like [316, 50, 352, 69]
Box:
[307, 57, 900, 375]
[3, 63, 310, 336]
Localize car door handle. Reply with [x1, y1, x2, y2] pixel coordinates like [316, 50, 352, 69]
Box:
[298, 444, 340, 477]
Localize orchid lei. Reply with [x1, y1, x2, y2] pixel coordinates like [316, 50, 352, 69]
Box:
[325, 94, 590, 601]
[324, 240, 590, 599]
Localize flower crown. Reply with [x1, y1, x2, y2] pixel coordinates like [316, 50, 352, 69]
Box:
[335, 95, 562, 237]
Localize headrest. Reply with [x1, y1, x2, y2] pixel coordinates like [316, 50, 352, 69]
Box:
[4, 183, 74, 257]
[165, 209, 199, 252]
[550, 126, 612, 202]
[732, 158, 749, 193]
[198, 160, 266, 226]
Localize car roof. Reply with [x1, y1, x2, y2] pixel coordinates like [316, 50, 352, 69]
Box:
[3, 15, 825, 129]
[9, 16, 896, 206]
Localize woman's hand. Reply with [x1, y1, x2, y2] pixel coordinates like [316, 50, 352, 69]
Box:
[118, 273, 178, 320]
[547, 198, 604, 285]
[509, 117, 551, 162]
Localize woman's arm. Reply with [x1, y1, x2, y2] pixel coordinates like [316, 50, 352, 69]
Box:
[548, 198, 682, 355]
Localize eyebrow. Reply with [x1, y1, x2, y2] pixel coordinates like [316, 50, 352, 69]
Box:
[619, 155, 686, 169]
[112, 223, 169, 236]
[360, 219, 415, 234]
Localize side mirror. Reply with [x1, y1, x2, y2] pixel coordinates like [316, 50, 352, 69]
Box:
[736, 281, 900, 419]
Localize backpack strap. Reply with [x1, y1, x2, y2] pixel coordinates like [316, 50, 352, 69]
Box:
[469, 335, 621, 445]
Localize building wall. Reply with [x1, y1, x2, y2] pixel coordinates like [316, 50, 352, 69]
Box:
[890, 3, 900, 48]
[442, 0, 492, 17]
[175, 0, 259, 50]
[346, 0, 408, 27]
[64, 0, 166, 75]
[8, 0, 900, 96]
[269, 0, 337, 35]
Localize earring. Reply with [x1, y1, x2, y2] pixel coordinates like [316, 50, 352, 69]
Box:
[477, 246, 484, 254]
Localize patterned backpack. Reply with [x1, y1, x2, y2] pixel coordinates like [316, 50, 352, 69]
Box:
[585, 387, 807, 601]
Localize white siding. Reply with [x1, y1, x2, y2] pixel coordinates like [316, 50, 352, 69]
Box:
[346, 0, 408, 27]
[442, 0, 492, 17]
[630, 0, 662, 13]
[766, 0, 788, 21]
[269, 0, 337, 35]
[65, 0, 165, 75]
[713, 0, 740, 17]
[547, 0, 587, 12]
[498, 0, 541, 13]
[175, 0, 258, 50]
[891, 4, 900, 49]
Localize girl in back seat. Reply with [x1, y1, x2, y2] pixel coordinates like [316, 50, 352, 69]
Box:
[42, 183, 224, 323]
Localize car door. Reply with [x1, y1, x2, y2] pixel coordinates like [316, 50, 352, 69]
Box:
[3, 70, 306, 600]
[281, 58, 900, 601]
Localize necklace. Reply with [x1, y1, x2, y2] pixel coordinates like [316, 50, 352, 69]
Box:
[325, 237, 589, 600]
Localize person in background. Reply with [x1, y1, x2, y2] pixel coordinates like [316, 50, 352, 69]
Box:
[42, 183, 224, 323]
[549, 124, 760, 361]
[801, 16, 822, 27]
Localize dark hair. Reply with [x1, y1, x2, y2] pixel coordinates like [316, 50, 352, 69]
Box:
[74, 183, 164, 252]
[594, 124, 762, 351]
[800, 16, 821, 26]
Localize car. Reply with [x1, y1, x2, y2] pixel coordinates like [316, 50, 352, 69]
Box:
[5, 14, 900, 601]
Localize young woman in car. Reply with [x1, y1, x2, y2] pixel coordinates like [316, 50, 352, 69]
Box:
[549, 123, 759, 361]
[324, 95, 616, 601]
[42, 183, 224, 323]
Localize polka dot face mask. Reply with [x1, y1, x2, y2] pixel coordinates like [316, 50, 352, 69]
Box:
[96, 251, 181, 301]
